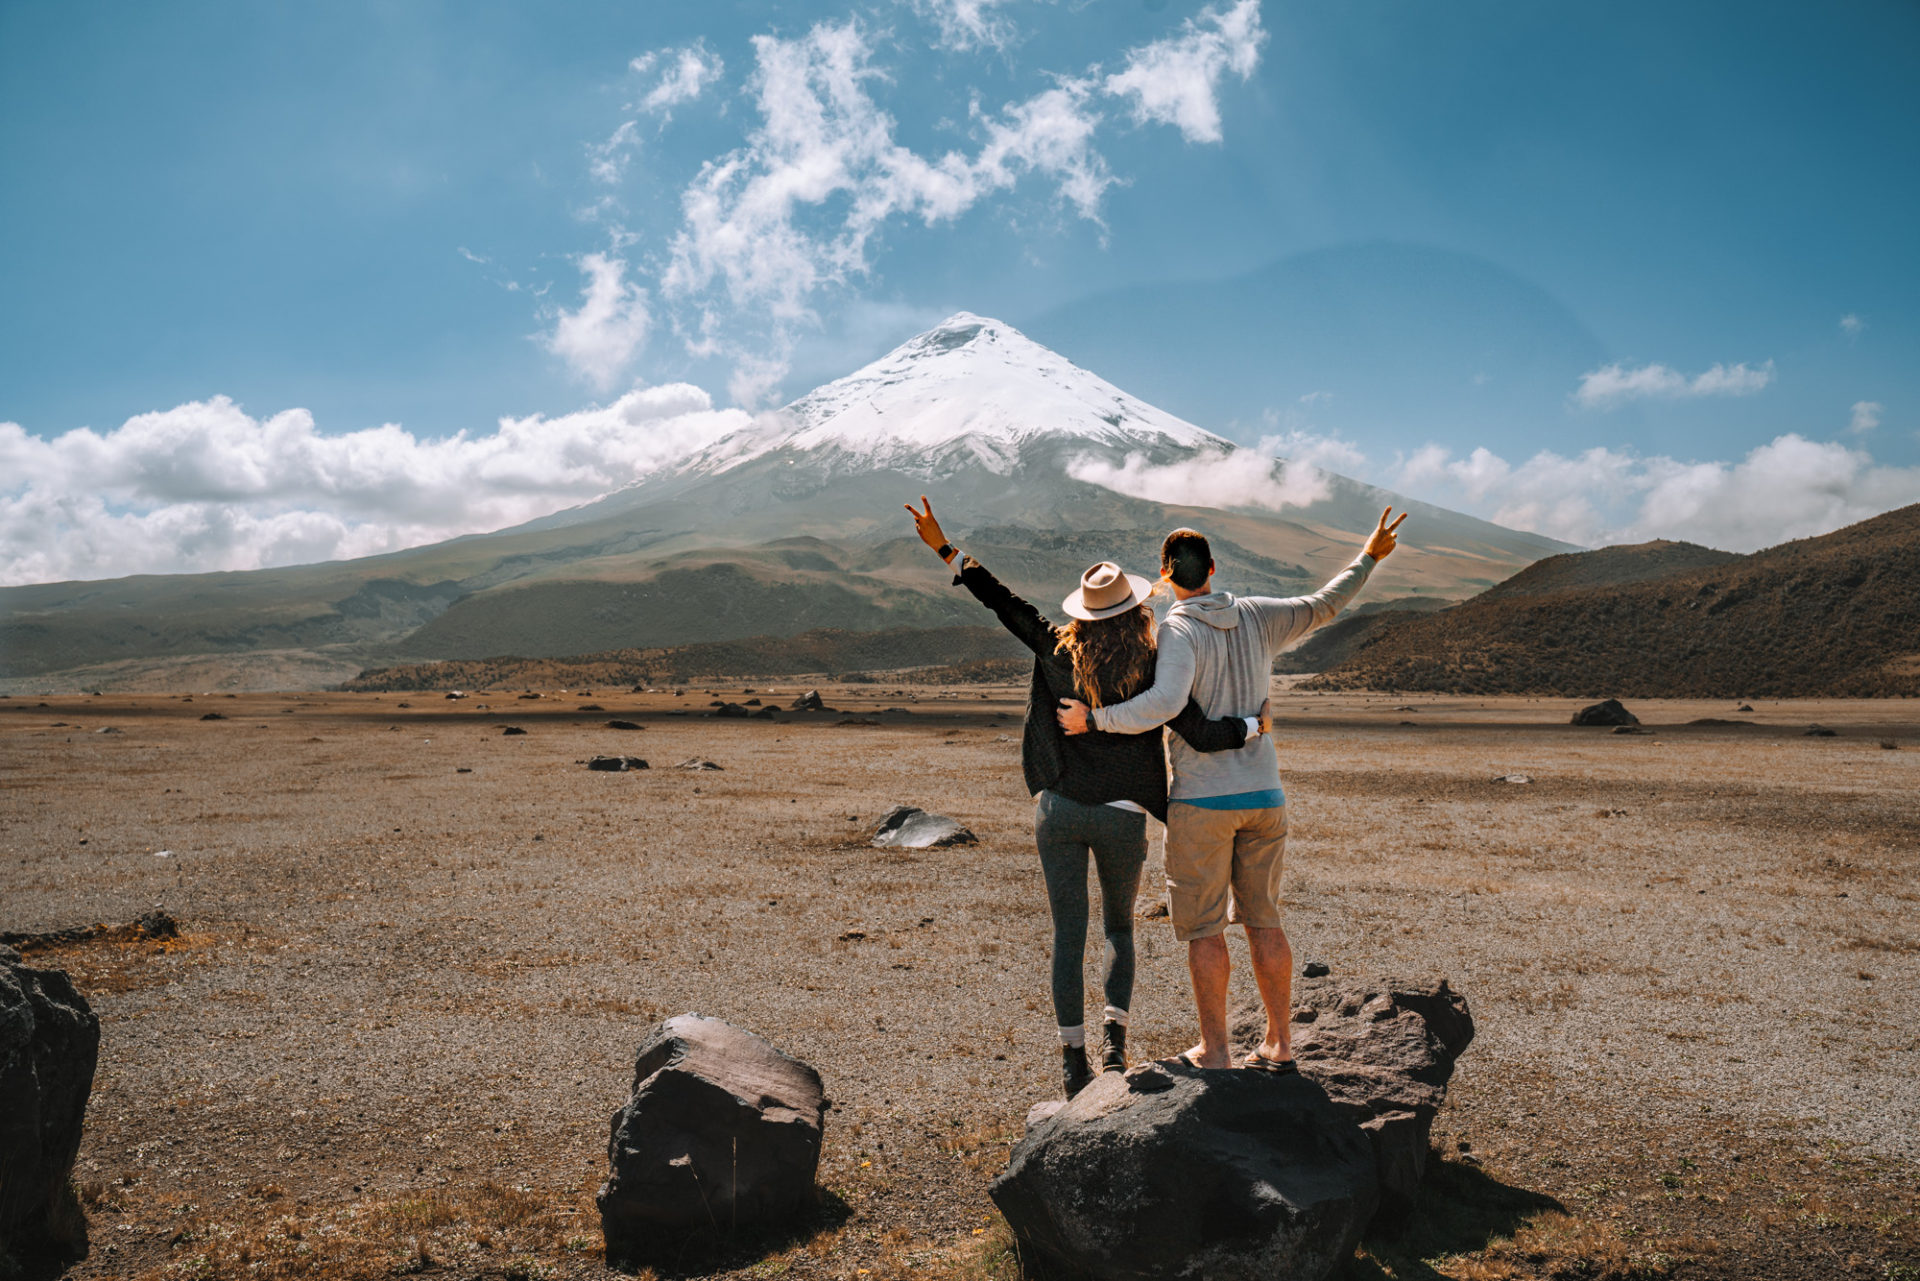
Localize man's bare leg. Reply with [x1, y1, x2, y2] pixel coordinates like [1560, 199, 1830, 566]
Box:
[1181, 933, 1233, 1067]
[1245, 924, 1294, 1061]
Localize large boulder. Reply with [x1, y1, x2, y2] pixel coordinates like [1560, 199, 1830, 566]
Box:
[1571, 699, 1638, 726]
[597, 1015, 825, 1267]
[990, 1061, 1378, 1281]
[789, 690, 828, 712]
[0, 945, 100, 1256]
[1234, 976, 1474, 1214]
[870, 806, 976, 849]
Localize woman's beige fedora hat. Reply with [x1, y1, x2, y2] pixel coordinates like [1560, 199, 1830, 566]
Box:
[1061, 561, 1153, 621]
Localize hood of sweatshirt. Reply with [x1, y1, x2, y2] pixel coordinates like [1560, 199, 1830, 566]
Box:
[1167, 591, 1241, 630]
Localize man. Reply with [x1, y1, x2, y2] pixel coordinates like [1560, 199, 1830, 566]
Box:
[1057, 508, 1406, 1071]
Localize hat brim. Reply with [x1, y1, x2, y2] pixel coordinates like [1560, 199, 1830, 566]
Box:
[1061, 572, 1154, 621]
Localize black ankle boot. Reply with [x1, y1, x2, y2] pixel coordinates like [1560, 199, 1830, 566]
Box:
[1061, 1044, 1092, 1098]
[1100, 1021, 1127, 1073]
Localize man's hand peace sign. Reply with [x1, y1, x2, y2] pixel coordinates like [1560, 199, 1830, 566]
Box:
[1362, 507, 1408, 561]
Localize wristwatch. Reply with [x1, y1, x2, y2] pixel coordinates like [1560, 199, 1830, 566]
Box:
[936, 542, 955, 561]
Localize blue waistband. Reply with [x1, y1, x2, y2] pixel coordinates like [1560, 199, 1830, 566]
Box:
[1174, 787, 1286, 811]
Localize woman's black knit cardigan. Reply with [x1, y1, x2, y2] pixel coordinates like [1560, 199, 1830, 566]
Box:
[952, 553, 1246, 823]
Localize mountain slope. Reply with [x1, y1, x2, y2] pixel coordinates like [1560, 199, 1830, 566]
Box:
[1305, 504, 1920, 697]
[339, 624, 1028, 692]
[0, 314, 1571, 684]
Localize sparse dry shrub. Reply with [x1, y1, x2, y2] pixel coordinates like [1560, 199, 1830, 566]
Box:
[127, 1181, 589, 1281]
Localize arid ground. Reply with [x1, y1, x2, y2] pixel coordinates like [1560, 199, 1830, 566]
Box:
[3, 686, 1917, 1280]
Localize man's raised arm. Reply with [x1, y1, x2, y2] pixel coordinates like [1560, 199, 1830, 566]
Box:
[1057, 626, 1198, 736]
[1247, 506, 1407, 652]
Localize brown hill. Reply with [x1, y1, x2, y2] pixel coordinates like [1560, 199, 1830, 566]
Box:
[1476, 539, 1741, 600]
[338, 624, 1024, 692]
[1305, 504, 1920, 697]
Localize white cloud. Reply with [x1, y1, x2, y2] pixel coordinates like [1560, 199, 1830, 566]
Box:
[1258, 428, 1366, 474]
[1388, 434, 1920, 552]
[1849, 401, 1883, 435]
[659, 20, 1116, 403]
[907, 0, 1022, 51]
[544, 253, 651, 390]
[1104, 0, 1266, 144]
[1067, 445, 1330, 513]
[971, 80, 1112, 219]
[0, 391, 752, 586]
[588, 9, 1262, 406]
[587, 120, 640, 186]
[636, 43, 725, 117]
[1840, 313, 1865, 337]
[1574, 360, 1775, 408]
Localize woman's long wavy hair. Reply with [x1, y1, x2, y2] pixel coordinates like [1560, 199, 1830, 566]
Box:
[1057, 600, 1157, 710]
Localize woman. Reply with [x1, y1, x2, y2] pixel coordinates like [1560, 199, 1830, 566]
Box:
[905, 496, 1267, 1098]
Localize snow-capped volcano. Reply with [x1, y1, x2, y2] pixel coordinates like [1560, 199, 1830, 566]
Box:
[677, 312, 1227, 480]
[2, 310, 1579, 682]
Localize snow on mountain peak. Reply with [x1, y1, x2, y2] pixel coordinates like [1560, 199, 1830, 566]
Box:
[681, 313, 1229, 479]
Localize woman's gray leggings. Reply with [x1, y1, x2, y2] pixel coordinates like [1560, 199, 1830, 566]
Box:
[1034, 790, 1148, 1032]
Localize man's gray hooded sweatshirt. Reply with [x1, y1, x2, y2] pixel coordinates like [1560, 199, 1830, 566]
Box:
[1091, 554, 1377, 802]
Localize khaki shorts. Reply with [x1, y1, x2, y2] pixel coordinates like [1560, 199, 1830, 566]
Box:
[1164, 803, 1288, 942]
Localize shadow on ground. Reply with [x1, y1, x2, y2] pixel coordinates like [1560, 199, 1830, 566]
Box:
[1343, 1153, 1568, 1280]
[603, 1187, 854, 1279]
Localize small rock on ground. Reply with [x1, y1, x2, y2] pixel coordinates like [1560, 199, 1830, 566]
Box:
[1571, 698, 1638, 726]
[871, 806, 976, 849]
[587, 756, 649, 772]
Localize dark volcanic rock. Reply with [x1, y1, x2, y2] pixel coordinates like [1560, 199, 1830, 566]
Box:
[1804, 724, 1838, 737]
[135, 911, 179, 940]
[870, 806, 976, 849]
[198, 712, 226, 721]
[752, 706, 778, 719]
[1303, 959, 1331, 978]
[712, 702, 750, 718]
[501, 726, 527, 736]
[676, 758, 724, 771]
[2, 912, 181, 951]
[0, 946, 100, 1255]
[991, 1061, 1377, 1281]
[1571, 698, 1638, 726]
[604, 719, 642, 730]
[790, 689, 828, 711]
[587, 756, 649, 772]
[597, 1014, 825, 1266]
[1234, 976, 1474, 1214]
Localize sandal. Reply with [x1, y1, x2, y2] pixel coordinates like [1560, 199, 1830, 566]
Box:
[1242, 1051, 1299, 1075]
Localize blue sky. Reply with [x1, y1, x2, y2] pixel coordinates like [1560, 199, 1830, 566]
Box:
[2, 0, 1917, 582]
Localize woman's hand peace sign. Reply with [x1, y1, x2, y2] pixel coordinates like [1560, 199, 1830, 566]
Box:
[1362, 507, 1408, 561]
[905, 495, 951, 556]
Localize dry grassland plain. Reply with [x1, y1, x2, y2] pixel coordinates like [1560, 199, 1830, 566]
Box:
[3, 686, 1918, 1281]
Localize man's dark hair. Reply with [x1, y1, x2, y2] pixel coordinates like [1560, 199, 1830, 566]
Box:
[1161, 528, 1212, 591]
